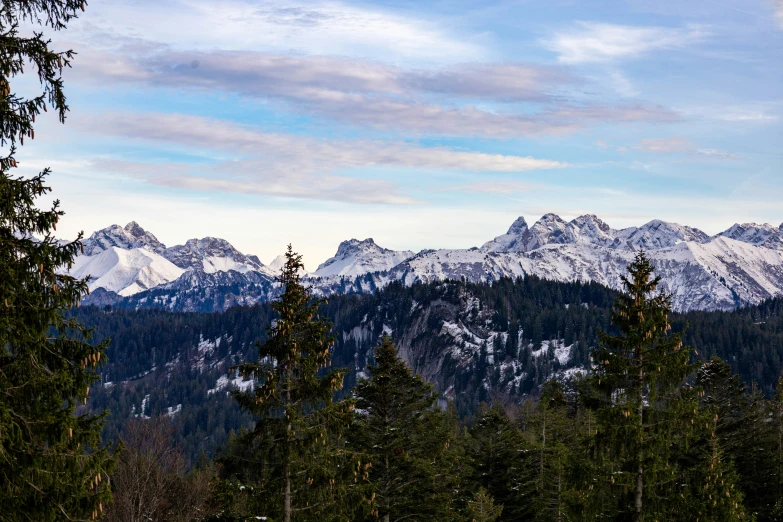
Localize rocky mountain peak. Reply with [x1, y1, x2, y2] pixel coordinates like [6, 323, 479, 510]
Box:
[315, 238, 414, 278]
[334, 238, 381, 257]
[719, 222, 783, 250]
[163, 237, 264, 273]
[615, 220, 709, 250]
[83, 222, 166, 256]
[506, 216, 529, 235]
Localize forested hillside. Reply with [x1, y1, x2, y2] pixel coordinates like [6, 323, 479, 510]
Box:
[80, 277, 783, 461]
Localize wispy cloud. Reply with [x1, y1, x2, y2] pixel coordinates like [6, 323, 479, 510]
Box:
[71, 0, 486, 64]
[74, 112, 567, 204]
[71, 46, 678, 137]
[92, 158, 418, 205]
[77, 112, 567, 172]
[544, 22, 707, 64]
[74, 48, 572, 104]
[447, 180, 534, 194]
[776, 0, 783, 29]
[636, 137, 695, 153]
[635, 137, 735, 158]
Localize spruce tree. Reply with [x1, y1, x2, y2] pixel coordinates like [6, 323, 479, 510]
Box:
[1, 1, 114, 520]
[772, 377, 783, 519]
[686, 414, 749, 522]
[525, 381, 580, 522]
[465, 489, 503, 522]
[696, 357, 777, 519]
[588, 251, 698, 520]
[225, 247, 359, 522]
[348, 335, 456, 521]
[465, 403, 532, 521]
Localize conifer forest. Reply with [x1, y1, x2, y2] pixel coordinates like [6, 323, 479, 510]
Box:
[2, 1, 782, 521]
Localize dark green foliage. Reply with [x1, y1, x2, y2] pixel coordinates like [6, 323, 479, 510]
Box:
[465, 489, 503, 522]
[1, 1, 114, 520]
[523, 381, 586, 522]
[349, 335, 457, 521]
[677, 298, 783, 397]
[464, 403, 532, 521]
[696, 357, 778, 519]
[217, 247, 359, 522]
[588, 252, 699, 520]
[77, 282, 783, 466]
[684, 417, 749, 522]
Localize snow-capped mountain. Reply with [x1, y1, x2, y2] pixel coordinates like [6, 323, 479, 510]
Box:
[613, 219, 709, 250]
[267, 254, 287, 273]
[74, 214, 783, 312]
[83, 221, 166, 256]
[381, 235, 783, 311]
[312, 238, 414, 278]
[482, 214, 710, 253]
[73, 222, 275, 297]
[164, 237, 271, 275]
[717, 222, 783, 250]
[69, 246, 184, 296]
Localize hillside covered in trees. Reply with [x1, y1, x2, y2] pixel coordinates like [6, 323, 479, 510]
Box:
[80, 275, 783, 462]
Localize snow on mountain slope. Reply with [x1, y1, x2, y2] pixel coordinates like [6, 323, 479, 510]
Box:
[74, 213, 783, 312]
[313, 238, 414, 277]
[482, 214, 709, 253]
[267, 254, 287, 273]
[70, 247, 184, 296]
[373, 236, 783, 311]
[717, 222, 783, 250]
[75, 222, 280, 295]
[481, 216, 530, 253]
[164, 237, 268, 274]
[83, 221, 166, 255]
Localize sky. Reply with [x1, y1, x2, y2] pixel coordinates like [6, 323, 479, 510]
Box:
[14, 0, 783, 268]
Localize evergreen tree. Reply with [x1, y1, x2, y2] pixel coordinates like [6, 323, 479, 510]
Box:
[222, 247, 358, 522]
[0, 1, 114, 519]
[696, 357, 777, 519]
[465, 403, 532, 521]
[772, 377, 783, 519]
[525, 381, 579, 522]
[465, 489, 503, 522]
[348, 335, 456, 521]
[686, 415, 749, 522]
[588, 251, 698, 520]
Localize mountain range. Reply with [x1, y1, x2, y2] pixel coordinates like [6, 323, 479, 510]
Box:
[71, 215, 783, 312]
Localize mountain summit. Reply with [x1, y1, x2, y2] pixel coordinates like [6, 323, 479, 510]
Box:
[73, 213, 783, 312]
[313, 238, 414, 278]
[83, 221, 166, 256]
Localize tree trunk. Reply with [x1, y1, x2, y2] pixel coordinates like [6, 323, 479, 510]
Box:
[284, 462, 291, 522]
[285, 372, 292, 522]
[540, 413, 546, 490]
[635, 354, 644, 520]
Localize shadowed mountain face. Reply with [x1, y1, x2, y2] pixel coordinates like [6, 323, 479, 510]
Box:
[75, 214, 783, 312]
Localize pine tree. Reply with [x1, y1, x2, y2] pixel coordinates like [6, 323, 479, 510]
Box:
[525, 380, 580, 522]
[465, 403, 532, 521]
[465, 489, 503, 522]
[1, 1, 114, 520]
[686, 415, 749, 522]
[696, 357, 777, 519]
[588, 251, 698, 521]
[224, 247, 358, 522]
[348, 335, 456, 521]
[772, 377, 783, 519]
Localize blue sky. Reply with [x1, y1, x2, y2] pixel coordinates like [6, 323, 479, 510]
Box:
[18, 0, 783, 266]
